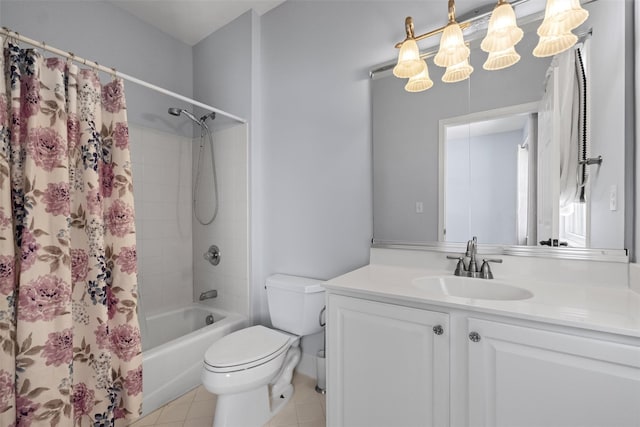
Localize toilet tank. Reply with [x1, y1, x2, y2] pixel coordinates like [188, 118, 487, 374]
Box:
[266, 274, 325, 336]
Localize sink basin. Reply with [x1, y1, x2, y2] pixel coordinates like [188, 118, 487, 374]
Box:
[412, 276, 533, 301]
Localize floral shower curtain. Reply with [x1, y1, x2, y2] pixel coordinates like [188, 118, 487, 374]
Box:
[0, 42, 142, 426]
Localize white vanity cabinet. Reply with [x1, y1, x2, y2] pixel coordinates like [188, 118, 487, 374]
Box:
[467, 318, 640, 427]
[327, 292, 640, 427]
[326, 294, 450, 427]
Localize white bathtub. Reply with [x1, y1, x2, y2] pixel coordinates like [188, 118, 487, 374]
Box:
[142, 304, 247, 416]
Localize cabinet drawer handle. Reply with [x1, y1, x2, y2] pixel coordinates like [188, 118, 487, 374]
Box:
[469, 331, 481, 342]
[433, 325, 444, 335]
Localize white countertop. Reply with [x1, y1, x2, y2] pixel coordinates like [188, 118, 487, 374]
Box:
[324, 264, 640, 338]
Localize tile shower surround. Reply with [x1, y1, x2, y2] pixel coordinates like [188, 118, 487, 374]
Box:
[129, 123, 249, 318]
[129, 124, 194, 315]
[191, 124, 249, 318]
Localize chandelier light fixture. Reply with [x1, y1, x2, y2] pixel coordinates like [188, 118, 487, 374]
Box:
[393, 0, 589, 92]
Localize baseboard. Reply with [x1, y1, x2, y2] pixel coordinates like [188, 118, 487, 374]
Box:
[296, 352, 318, 380]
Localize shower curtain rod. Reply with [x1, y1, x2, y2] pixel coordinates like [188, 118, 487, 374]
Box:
[0, 26, 247, 125]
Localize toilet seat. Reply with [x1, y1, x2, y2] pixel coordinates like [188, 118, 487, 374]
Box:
[204, 325, 292, 373]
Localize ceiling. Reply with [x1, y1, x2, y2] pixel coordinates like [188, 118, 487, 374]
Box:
[108, 0, 286, 46]
[107, 0, 547, 47]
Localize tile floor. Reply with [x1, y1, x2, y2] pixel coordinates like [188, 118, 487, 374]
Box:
[130, 373, 325, 427]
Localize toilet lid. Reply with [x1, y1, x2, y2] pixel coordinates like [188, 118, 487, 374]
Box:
[204, 325, 291, 369]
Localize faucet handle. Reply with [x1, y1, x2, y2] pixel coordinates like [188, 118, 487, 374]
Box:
[480, 258, 502, 279]
[446, 255, 465, 276]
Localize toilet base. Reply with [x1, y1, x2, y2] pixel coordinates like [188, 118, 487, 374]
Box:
[211, 345, 301, 427]
[270, 383, 293, 415]
[213, 386, 269, 427]
[212, 383, 295, 427]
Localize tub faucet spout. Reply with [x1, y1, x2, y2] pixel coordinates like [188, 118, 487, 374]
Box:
[199, 290, 218, 301]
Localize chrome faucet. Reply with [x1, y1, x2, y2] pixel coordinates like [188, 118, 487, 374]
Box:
[466, 236, 479, 275]
[199, 289, 218, 301]
[446, 236, 502, 279]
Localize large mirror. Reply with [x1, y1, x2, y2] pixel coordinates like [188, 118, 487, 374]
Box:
[372, 0, 631, 255]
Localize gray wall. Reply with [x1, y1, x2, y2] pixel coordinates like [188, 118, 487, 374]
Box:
[1, 1, 194, 137]
[260, 0, 384, 285]
[193, 11, 253, 121]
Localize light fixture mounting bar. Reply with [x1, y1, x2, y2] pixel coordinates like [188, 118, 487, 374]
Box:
[394, 20, 471, 48]
[395, 0, 530, 49]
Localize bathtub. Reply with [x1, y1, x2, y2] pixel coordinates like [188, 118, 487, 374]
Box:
[141, 304, 248, 416]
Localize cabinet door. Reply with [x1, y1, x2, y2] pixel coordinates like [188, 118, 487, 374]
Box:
[468, 318, 640, 427]
[327, 294, 449, 427]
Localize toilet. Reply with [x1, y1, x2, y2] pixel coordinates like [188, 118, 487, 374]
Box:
[201, 274, 325, 427]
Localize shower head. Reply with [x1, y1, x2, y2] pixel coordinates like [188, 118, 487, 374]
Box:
[168, 107, 182, 116]
[168, 107, 202, 127]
